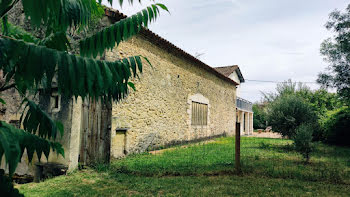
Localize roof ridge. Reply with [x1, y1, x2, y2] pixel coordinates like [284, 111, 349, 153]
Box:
[215, 65, 238, 68]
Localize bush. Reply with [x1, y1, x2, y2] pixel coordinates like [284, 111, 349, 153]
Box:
[253, 104, 267, 129]
[267, 95, 318, 138]
[293, 124, 314, 163]
[322, 107, 350, 146]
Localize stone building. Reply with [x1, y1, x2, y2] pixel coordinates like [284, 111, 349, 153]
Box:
[1, 7, 253, 176]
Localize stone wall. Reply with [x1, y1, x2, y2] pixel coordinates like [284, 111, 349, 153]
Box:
[106, 35, 237, 158]
[0, 84, 80, 175]
[1, 7, 238, 174]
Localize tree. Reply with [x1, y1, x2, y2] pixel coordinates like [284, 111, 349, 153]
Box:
[266, 95, 317, 138]
[252, 103, 267, 129]
[322, 106, 350, 146]
[262, 79, 310, 103]
[317, 4, 350, 103]
[293, 124, 314, 163]
[262, 80, 341, 118]
[303, 89, 341, 118]
[0, 0, 168, 178]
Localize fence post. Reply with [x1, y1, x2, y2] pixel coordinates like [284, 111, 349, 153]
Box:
[235, 122, 241, 174]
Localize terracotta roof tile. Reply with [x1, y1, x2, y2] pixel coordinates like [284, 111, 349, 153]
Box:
[214, 65, 239, 77]
[215, 65, 245, 83]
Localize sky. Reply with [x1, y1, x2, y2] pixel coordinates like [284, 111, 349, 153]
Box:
[102, 0, 349, 102]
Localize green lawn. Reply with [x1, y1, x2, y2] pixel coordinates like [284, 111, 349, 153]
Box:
[18, 137, 350, 196]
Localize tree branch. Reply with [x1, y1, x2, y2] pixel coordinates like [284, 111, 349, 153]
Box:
[0, 33, 16, 40]
[0, 83, 15, 92]
[0, 0, 19, 19]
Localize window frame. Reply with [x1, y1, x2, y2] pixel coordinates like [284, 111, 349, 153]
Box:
[191, 101, 208, 126]
[50, 91, 61, 113]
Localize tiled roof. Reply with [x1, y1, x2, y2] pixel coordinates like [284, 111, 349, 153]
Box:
[214, 65, 239, 77]
[215, 65, 245, 83]
[104, 8, 239, 86]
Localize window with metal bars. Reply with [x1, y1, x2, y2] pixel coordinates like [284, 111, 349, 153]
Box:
[191, 101, 208, 126]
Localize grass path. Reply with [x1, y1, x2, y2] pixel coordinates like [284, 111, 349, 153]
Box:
[18, 137, 350, 196]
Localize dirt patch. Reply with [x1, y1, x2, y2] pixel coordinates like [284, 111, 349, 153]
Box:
[250, 132, 282, 139]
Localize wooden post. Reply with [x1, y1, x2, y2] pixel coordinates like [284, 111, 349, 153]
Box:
[235, 122, 241, 174]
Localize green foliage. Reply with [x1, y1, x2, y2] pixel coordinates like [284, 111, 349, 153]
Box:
[303, 89, 342, 118]
[293, 124, 314, 163]
[267, 95, 318, 138]
[262, 80, 341, 116]
[0, 169, 23, 197]
[79, 3, 168, 58]
[261, 80, 343, 141]
[20, 98, 64, 140]
[262, 79, 310, 102]
[0, 97, 5, 104]
[0, 0, 168, 182]
[252, 104, 267, 129]
[1, 20, 39, 43]
[1, 20, 71, 51]
[317, 4, 350, 102]
[322, 107, 350, 146]
[21, 0, 101, 33]
[0, 121, 64, 175]
[0, 38, 146, 100]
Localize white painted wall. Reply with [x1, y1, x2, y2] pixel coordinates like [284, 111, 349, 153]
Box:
[228, 71, 241, 97]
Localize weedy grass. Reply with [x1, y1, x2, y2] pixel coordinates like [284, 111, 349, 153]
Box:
[18, 137, 350, 196]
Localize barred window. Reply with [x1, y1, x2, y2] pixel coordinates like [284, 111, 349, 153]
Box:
[50, 91, 61, 113]
[191, 101, 208, 126]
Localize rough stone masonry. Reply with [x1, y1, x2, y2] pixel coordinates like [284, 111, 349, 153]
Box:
[0, 7, 239, 176]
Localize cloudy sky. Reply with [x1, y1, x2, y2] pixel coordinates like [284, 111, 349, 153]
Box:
[103, 0, 349, 102]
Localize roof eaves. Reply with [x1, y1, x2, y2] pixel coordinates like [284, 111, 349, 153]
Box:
[235, 67, 245, 83]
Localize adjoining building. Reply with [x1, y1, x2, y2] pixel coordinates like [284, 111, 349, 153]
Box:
[1, 7, 253, 176]
[215, 66, 254, 135]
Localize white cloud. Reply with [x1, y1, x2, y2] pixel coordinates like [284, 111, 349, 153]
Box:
[103, 0, 349, 102]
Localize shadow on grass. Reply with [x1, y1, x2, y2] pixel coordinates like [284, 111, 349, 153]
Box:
[258, 141, 295, 152]
[91, 137, 350, 185]
[92, 156, 349, 185]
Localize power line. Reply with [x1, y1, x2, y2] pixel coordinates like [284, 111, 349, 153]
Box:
[245, 79, 318, 84]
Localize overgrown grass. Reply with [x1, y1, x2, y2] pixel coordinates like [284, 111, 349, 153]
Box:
[106, 137, 350, 184]
[18, 137, 350, 196]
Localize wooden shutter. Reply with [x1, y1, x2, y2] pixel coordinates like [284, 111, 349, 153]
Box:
[191, 102, 208, 126]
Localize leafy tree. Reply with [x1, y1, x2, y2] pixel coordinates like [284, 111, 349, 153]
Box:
[262, 79, 310, 102]
[322, 106, 350, 146]
[252, 103, 267, 129]
[303, 89, 341, 117]
[317, 4, 350, 102]
[266, 95, 318, 138]
[262, 80, 341, 118]
[293, 124, 314, 163]
[0, 0, 168, 179]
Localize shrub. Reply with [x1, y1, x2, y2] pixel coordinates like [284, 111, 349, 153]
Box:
[253, 104, 267, 129]
[322, 107, 350, 146]
[267, 95, 318, 138]
[293, 124, 314, 163]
